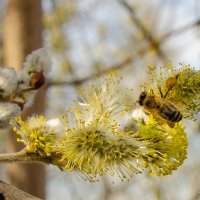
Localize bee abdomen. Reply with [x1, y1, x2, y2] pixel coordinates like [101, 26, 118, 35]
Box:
[164, 111, 182, 122]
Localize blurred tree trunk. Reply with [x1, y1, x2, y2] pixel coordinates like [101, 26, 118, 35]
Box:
[3, 0, 46, 199]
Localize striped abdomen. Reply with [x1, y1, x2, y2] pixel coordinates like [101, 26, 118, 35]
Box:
[143, 97, 182, 123]
[156, 102, 182, 122]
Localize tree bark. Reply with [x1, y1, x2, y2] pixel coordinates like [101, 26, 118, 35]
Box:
[3, 0, 46, 199]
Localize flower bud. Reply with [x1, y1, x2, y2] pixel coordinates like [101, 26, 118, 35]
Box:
[30, 71, 45, 90]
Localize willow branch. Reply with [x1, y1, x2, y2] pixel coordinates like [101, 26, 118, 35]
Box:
[160, 19, 200, 42]
[47, 40, 162, 87]
[47, 54, 133, 87]
[0, 180, 42, 200]
[118, 0, 167, 60]
[0, 149, 51, 164]
[120, 0, 200, 46]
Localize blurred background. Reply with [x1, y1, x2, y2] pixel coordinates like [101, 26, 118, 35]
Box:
[0, 0, 200, 199]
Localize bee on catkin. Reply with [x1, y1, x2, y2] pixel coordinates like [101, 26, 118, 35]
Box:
[139, 75, 182, 127]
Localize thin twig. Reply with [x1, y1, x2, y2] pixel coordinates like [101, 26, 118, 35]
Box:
[118, 0, 167, 60]
[47, 43, 153, 87]
[160, 19, 200, 42]
[47, 54, 133, 87]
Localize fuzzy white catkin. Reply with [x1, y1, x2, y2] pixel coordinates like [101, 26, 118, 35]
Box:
[23, 48, 51, 75]
[0, 102, 21, 128]
[18, 48, 51, 89]
[122, 108, 149, 132]
[46, 118, 65, 136]
[0, 67, 18, 97]
[22, 91, 36, 108]
[132, 108, 148, 123]
[17, 70, 30, 89]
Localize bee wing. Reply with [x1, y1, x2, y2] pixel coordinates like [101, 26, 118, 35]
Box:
[153, 96, 175, 117]
[165, 97, 188, 118]
[153, 96, 171, 106]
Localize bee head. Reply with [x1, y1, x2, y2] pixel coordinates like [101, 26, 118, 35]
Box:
[138, 91, 147, 106]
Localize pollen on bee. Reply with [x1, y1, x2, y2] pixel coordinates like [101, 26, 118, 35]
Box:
[165, 76, 177, 90]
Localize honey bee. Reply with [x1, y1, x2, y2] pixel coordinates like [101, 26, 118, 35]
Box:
[138, 91, 182, 126]
[138, 74, 183, 127]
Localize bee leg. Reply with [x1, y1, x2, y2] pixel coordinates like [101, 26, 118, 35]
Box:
[150, 88, 154, 94]
[157, 85, 164, 98]
[175, 73, 179, 79]
[164, 74, 179, 98]
[167, 121, 175, 128]
[163, 88, 171, 98]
